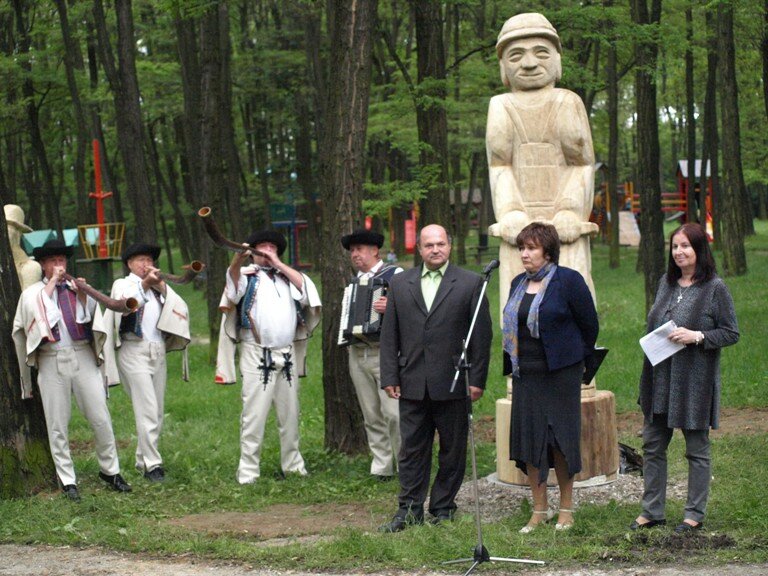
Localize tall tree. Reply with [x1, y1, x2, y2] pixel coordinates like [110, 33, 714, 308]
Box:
[0, 201, 55, 498]
[717, 1, 748, 275]
[763, 0, 768, 121]
[317, 0, 378, 453]
[631, 0, 666, 311]
[53, 0, 91, 221]
[409, 0, 450, 230]
[199, 1, 236, 358]
[93, 0, 156, 243]
[11, 0, 63, 238]
[701, 7, 720, 248]
[605, 0, 621, 269]
[684, 5, 697, 224]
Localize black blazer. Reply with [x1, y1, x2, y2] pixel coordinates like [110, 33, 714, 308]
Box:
[503, 266, 599, 375]
[380, 263, 493, 401]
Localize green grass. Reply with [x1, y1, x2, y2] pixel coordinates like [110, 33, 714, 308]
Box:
[2, 221, 767, 570]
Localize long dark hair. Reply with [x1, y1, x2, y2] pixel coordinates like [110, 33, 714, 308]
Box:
[666, 222, 716, 285]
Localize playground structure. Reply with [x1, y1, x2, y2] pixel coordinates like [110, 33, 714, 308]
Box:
[18, 140, 124, 289]
[592, 160, 714, 244]
[76, 139, 125, 290]
[270, 201, 311, 269]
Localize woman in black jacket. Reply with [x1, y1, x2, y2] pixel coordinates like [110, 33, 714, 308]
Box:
[503, 222, 599, 533]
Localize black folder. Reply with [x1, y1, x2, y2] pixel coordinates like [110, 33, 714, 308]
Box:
[582, 346, 609, 383]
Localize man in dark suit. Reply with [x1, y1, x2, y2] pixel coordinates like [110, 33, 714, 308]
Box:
[379, 224, 492, 532]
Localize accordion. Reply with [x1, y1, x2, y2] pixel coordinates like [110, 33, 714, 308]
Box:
[337, 276, 388, 346]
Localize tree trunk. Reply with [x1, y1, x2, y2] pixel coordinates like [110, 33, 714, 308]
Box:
[294, 91, 320, 266]
[449, 3, 466, 265]
[685, 6, 697, 224]
[605, 0, 620, 269]
[12, 0, 63, 239]
[146, 120, 175, 274]
[54, 0, 91, 222]
[763, 0, 768, 122]
[93, 0, 156, 243]
[159, 119, 193, 264]
[0, 199, 56, 498]
[702, 8, 720, 248]
[199, 2, 232, 361]
[631, 0, 666, 312]
[410, 0, 450, 230]
[317, 0, 378, 454]
[717, 2, 748, 275]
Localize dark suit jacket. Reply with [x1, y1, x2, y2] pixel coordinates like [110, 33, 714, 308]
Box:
[503, 266, 599, 375]
[380, 263, 493, 401]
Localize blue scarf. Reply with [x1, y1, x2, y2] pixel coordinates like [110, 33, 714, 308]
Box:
[502, 262, 557, 378]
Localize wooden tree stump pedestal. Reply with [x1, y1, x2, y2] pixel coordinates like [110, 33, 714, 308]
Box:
[495, 389, 619, 486]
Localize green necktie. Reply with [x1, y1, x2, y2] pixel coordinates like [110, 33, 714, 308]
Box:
[423, 270, 441, 311]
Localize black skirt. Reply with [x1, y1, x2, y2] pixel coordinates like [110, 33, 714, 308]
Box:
[509, 359, 583, 484]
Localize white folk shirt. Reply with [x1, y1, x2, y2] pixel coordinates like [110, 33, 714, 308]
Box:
[226, 266, 308, 349]
[118, 273, 163, 343]
[40, 277, 96, 349]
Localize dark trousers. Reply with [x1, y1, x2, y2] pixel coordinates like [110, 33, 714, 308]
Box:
[641, 414, 711, 524]
[397, 393, 469, 517]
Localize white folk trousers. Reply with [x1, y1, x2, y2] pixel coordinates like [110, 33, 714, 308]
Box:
[348, 344, 400, 476]
[37, 342, 120, 486]
[118, 339, 167, 473]
[237, 341, 306, 484]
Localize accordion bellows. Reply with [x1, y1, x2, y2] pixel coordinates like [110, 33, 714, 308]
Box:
[337, 276, 387, 346]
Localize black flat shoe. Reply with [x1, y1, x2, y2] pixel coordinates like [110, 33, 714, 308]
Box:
[144, 467, 166, 482]
[379, 513, 424, 533]
[429, 511, 455, 525]
[62, 484, 80, 502]
[630, 517, 666, 530]
[674, 521, 703, 533]
[99, 472, 132, 493]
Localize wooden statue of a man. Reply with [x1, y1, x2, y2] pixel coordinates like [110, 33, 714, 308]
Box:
[4, 204, 42, 290]
[486, 13, 597, 303]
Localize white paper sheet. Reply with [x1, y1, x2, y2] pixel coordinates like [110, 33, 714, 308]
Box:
[639, 320, 685, 366]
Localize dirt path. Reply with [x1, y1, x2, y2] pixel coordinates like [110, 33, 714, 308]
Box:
[0, 544, 766, 576]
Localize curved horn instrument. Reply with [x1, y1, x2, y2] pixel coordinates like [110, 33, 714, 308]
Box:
[198, 207, 267, 257]
[63, 274, 139, 314]
[159, 260, 206, 285]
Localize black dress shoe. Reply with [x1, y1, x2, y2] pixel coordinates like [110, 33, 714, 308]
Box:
[375, 474, 395, 482]
[144, 467, 166, 482]
[379, 513, 424, 533]
[429, 509, 455, 524]
[629, 518, 666, 530]
[674, 521, 703, 533]
[62, 484, 81, 502]
[99, 472, 132, 493]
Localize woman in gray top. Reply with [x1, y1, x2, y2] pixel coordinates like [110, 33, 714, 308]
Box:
[631, 223, 739, 533]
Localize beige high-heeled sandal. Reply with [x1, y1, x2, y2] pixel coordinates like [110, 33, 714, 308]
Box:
[555, 508, 574, 531]
[519, 509, 555, 534]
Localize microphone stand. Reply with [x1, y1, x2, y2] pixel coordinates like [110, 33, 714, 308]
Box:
[443, 261, 543, 576]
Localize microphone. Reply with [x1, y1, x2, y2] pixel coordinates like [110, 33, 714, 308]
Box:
[482, 259, 500, 275]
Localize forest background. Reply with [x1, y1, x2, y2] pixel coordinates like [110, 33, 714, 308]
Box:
[0, 0, 766, 496]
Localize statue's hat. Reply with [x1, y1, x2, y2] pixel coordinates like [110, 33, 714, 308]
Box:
[496, 13, 562, 58]
[4, 204, 32, 233]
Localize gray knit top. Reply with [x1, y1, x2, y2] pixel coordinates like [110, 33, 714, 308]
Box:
[639, 274, 739, 430]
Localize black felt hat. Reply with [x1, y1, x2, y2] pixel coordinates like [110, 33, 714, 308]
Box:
[32, 238, 74, 260]
[245, 230, 287, 256]
[122, 242, 161, 264]
[341, 229, 384, 250]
